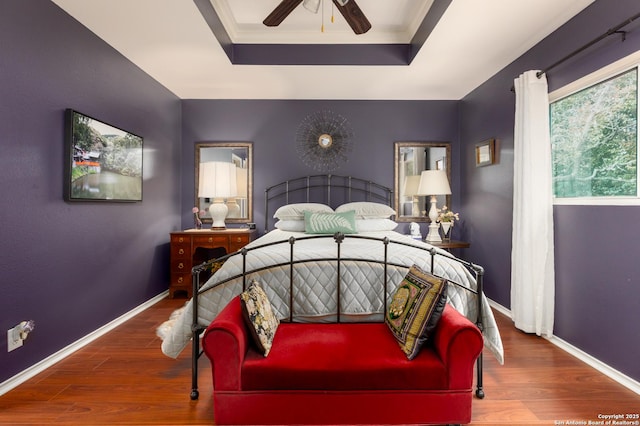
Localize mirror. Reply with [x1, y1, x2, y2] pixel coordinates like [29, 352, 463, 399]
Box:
[195, 142, 253, 225]
[394, 141, 451, 223]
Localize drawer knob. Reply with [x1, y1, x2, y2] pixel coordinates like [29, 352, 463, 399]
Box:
[178, 237, 184, 243]
[208, 237, 213, 243]
[177, 277, 183, 284]
[178, 248, 184, 255]
[236, 237, 241, 242]
[178, 262, 184, 269]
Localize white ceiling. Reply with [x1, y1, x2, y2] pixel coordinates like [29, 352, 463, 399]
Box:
[52, 0, 595, 100]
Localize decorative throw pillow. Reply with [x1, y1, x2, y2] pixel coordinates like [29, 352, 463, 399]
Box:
[239, 280, 279, 356]
[304, 210, 357, 234]
[385, 264, 448, 360]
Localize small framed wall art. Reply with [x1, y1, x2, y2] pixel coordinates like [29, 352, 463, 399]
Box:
[475, 138, 495, 167]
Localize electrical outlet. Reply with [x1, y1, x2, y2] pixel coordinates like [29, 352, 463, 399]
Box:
[7, 327, 23, 352]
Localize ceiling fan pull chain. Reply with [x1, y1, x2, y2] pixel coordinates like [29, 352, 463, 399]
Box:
[331, 0, 335, 24]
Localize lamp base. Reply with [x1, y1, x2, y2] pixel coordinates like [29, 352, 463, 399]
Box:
[209, 202, 228, 230]
[425, 222, 442, 242]
[425, 195, 442, 242]
[226, 198, 240, 218]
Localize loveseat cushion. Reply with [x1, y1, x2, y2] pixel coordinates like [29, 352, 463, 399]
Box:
[241, 322, 448, 391]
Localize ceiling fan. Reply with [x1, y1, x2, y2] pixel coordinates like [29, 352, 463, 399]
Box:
[263, 0, 371, 35]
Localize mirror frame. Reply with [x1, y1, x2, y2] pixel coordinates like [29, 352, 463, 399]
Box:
[394, 141, 451, 223]
[195, 142, 253, 225]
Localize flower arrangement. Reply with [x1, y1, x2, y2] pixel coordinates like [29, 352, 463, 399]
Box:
[437, 206, 460, 223]
[192, 206, 203, 229]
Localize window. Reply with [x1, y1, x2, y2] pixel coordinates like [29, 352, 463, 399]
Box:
[549, 53, 640, 205]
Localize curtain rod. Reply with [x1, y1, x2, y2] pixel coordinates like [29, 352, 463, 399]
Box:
[510, 11, 640, 92]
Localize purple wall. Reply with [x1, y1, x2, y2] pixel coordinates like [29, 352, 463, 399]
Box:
[0, 1, 181, 382]
[181, 100, 460, 233]
[460, 0, 640, 381]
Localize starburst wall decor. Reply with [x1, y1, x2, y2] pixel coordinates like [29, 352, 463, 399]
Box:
[295, 110, 354, 172]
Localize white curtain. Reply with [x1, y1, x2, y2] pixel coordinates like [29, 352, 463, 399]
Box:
[511, 70, 555, 337]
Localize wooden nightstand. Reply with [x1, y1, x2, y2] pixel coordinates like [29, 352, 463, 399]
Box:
[429, 240, 470, 250]
[169, 228, 257, 298]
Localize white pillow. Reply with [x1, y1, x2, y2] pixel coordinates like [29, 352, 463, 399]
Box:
[273, 203, 333, 220]
[336, 202, 396, 219]
[274, 220, 306, 232]
[355, 219, 398, 232]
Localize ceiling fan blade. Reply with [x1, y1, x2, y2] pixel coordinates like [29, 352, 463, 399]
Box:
[332, 0, 371, 34]
[263, 0, 304, 27]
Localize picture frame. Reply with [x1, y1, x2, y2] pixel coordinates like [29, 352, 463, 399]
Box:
[64, 109, 143, 202]
[475, 138, 495, 167]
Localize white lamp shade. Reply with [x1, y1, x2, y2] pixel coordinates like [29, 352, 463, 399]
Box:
[198, 162, 237, 198]
[416, 170, 451, 196]
[235, 167, 247, 198]
[402, 175, 422, 197]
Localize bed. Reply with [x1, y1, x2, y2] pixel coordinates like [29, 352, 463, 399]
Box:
[157, 175, 504, 400]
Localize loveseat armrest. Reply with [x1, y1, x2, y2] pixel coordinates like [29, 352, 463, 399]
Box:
[202, 296, 249, 391]
[432, 304, 484, 389]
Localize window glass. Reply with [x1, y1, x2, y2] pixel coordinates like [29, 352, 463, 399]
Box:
[550, 68, 637, 198]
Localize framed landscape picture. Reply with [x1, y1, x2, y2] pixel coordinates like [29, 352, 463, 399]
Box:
[64, 109, 143, 202]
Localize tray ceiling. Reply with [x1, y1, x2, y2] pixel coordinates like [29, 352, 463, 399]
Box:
[52, 0, 595, 100]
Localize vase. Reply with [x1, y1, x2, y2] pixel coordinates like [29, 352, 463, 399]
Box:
[440, 222, 452, 241]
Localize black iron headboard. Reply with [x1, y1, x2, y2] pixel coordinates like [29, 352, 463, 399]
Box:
[264, 174, 393, 231]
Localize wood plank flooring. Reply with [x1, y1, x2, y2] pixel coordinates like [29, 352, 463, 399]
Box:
[0, 297, 638, 425]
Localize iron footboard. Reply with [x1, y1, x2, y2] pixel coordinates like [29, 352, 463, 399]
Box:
[187, 232, 486, 400]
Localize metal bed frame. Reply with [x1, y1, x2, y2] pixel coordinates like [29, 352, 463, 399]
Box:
[188, 233, 486, 401]
[185, 174, 486, 401]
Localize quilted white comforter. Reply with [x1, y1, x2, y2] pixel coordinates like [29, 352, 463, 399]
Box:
[159, 229, 504, 364]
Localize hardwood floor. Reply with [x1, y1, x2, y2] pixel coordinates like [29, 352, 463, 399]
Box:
[0, 297, 638, 425]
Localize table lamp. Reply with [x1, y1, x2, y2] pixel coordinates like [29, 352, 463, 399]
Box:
[198, 162, 237, 229]
[402, 175, 422, 216]
[226, 166, 247, 219]
[416, 170, 451, 242]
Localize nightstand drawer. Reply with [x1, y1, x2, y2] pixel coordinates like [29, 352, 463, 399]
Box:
[171, 272, 191, 287]
[171, 259, 192, 273]
[193, 235, 228, 247]
[171, 234, 189, 244]
[171, 244, 191, 259]
[169, 271, 192, 298]
[230, 234, 250, 244]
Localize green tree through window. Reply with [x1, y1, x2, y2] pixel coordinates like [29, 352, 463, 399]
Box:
[550, 68, 637, 198]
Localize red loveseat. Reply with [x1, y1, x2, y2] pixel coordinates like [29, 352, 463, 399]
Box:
[202, 295, 483, 425]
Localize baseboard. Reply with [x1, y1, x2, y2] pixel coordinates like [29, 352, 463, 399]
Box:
[487, 299, 640, 396]
[487, 299, 512, 318]
[0, 291, 169, 396]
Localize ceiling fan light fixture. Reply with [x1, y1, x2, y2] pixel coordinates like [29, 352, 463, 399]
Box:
[303, 0, 321, 13]
[264, 0, 369, 35]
